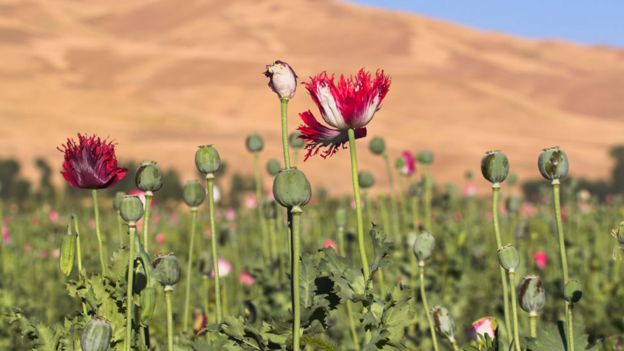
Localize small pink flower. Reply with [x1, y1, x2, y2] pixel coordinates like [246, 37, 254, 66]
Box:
[48, 210, 60, 223]
[520, 202, 537, 218]
[169, 212, 179, 225]
[244, 194, 258, 209]
[39, 249, 50, 259]
[322, 239, 337, 251]
[471, 317, 497, 341]
[399, 151, 416, 176]
[156, 233, 166, 245]
[52, 248, 61, 258]
[210, 258, 232, 278]
[463, 183, 477, 197]
[128, 189, 147, 207]
[534, 251, 548, 269]
[2, 226, 10, 245]
[239, 272, 255, 287]
[225, 208, 237, 221]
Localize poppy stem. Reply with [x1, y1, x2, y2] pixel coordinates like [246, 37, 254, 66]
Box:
[125, 223, 136, 351]
[206, 174, 222, 323]
[347, 128, 370, 281]
[492, 185, 513, 340]
[291, 207, 302, 351]
[142, 193, 153, 252]
[116, 210, 124, 248]
[183, 208, 198, 332]
[553, 181, 572, 350]
[91, 189, 107, 275]
[420, 263, 439, 351]
[165, 286, 174, 351]
[280, 98, 292, 169]
[71, 214, 88, 315]
[509, 271, 521, 351]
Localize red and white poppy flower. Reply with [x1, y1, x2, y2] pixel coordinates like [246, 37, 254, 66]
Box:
[297, 69, 390, 160]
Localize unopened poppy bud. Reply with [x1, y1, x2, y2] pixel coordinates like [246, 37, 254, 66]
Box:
[272, 168, 311, 209]
[538, 147, 569, 182]
[119, 196, 144, 223]
[112, 192, 124, 211]
[481, 151, 509, 185]
[59, 224, 76, 276]
[518, 275, 546, 315]
[264, 60, 297, 100]
[336, 208, 347, 227]
[80, 317, 112, 351]
[413, 231, 435, 264]
[266, 159, 281, 176]
[497, 244, 520, 272]
[135, 161, 164, 192]
[289, 131, 304, 149]
[358, 171, 375, 189]
[153, 254, 182, 287]
[195, 145, 221, 175]
[368, 137, 386, 155]
[416, 150, 434, 165]
[564, 279, 583, 303]
[182, 180, 206, 208]
[432, 305, 456, 340]
[245, 134, 264, 153]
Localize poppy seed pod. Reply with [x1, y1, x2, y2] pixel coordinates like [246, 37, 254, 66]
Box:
[336, 208, 347, 227]
[416, 150, 434, 165]
[245, 134, 264, 153]
[505, 195, 522, 214]
[431, 305, 456, 340]
[481, 151, 509, 185]
[135, 161, 164, 192]
[112, 192, 124, 211]
[197, 253, 212, 277]
[195, 145, 221, 175]
[264, 60, 297, 100]
[183, 180, 206, 208]
[564, 279, 583, 303]
[413, 231, 435, 264]
[369, 137, 386, 156]
[263, 200, 278, 220]
[119, 196, 144, 223]
[538, 147, 569, 182]
[289, 131, 305, 149]
[153, 254, 182, 287]
[272, 168, 311, 209]
[266, 159, 281, 176]
[518, 275, 546, 315]
[358, 171, 375, 189]
[497, 244, 520, 272]
[80, 317, 112, 351]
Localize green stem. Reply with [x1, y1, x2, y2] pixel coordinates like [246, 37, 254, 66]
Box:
[567, 303, 575, 351]
[509, 271, 521, 351]
[420, 264, 439, 351]
[347, 128, 370, 281]
[280, 98, 291, 169]
[142, 193, 153, 252]
[183, 208, 198, 332]
[493, 186, 513, 340]
[71, 215, 87, 315]
[529, 314, 538, 338]
[165, 287, 174, 351]
[203, 276, 210, 318]
[382, 153, 401, 237]
[553, 182, 572, 350]
[411, 196, 420, 230]
[125, 224, 136, 351]
[450, 338, 460, 351]
[117, 211, 124, 247]
[206, 175, 222, 323]
[91, 190, 107, 275]
[291, 208, 302, 351]
[346, 301, 360, 351]
[254, 153, 270, 261]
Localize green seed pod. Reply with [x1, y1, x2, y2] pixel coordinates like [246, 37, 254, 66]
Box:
[266, 159, 281, 176]
[245, 134, 264, 153]
[272, 168, 311, 209]
[152, 254, 182, 287]
[263, 200, 278, 220]
[480, 151, 509, 184]
[413, 231, 435, 264]
[197, 253, 212, 277]
[195, 145, 221, 175]
[518, 275, 546, 315]
[431, 305, 456, 340]
[564, 279, 583, 303]
[135, 161, 164, 192]
[289, 131, 305, 149]
[416, 150, 434, 165]
[358, 171, 375, 189]
[59, 224, 76, 276]
[497, 244, 520, 272]
[505, 195, 522, 214]
[507, 173, 518, 187]
[336, 208, 347, 227]
[139, 286, 157, 321]
[80, 317, 112, 351]
[119, 195, 144, 223]
[538, 147, 569, 181]
[368, 137, 386, 155]
[112, 192, 124, 211]
[182, 180, 206, 208]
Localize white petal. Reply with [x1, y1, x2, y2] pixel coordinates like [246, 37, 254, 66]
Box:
[317, 84, 347, 129]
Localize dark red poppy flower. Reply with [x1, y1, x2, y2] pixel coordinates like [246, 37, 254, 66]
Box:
[297, 69, 390, 160]
[58, 134, 127, 189]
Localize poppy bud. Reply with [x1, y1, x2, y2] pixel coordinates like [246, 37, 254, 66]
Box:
[538, 147, 569, 182]
[263, 200, 278, 220]
[112, 192, 124, 211]
[119, 196, 144, 223]
[431, 305, 456, 340]
[289, 131, 305, 149]
[139, 286, 157, 322]
[368, 137, 386, 155]
[59, 224, 76, 276]
[80, 317, 112, 351]
[195, 145, 221, 175]
[135, 161, 164, 193]
[336, 208, 347, 227]
[266, 159, 281, 176]
[245, 134, 264, 153]
[518, 275, 546, 315]
[153, 254, 182, 287]
[264, 60, 297, 100]
[413, 231, 435, 264]
[481, 151, 509, 185]
[564, 279, 583, 303]
[497, 244, 520, 272]
[358, 171, 375, 189]
[272, 168, 311, 209]
[183, 180, 206, 208]
[416, 150, 434, 165]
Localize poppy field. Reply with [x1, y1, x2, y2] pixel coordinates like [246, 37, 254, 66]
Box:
[1, 61, 624, 351]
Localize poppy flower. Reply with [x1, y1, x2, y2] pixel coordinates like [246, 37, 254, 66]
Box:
[297, 69, 390, 160]
[398, 151, 416, 176]
[471, 316, 497, 341]
[58, 134, 127, 189]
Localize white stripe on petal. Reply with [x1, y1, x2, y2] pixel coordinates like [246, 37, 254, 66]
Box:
[317, 84, 347, 129]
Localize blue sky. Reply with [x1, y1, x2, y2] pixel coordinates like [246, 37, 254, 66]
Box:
[349, 0, 623, 47]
